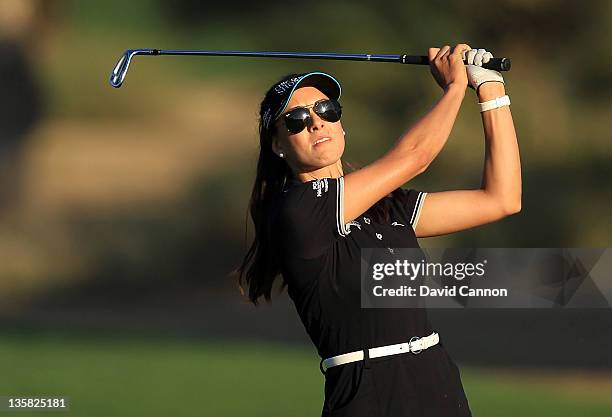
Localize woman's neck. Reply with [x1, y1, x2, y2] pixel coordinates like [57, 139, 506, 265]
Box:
[296, 160, 344, 182]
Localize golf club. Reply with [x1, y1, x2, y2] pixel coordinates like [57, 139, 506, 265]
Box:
[109, 49, 511, 88]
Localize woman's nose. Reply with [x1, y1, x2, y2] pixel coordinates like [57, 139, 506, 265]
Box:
[308, 110, 324, 130]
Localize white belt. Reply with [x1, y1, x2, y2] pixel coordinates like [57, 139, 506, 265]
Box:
[320, 332, 440, 373]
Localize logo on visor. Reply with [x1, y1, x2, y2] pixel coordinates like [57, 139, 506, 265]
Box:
[274, 77, 301, 95]
[262, 108, 273, 129]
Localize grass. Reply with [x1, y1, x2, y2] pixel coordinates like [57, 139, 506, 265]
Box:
[0, 331, 322, 417]
[0, 331, 611, 417]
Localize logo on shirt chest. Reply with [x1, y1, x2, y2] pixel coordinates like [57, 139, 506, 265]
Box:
[312, 178, 329, 197]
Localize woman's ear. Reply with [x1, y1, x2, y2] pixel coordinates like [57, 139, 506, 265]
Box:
[271, 136, 283, 157]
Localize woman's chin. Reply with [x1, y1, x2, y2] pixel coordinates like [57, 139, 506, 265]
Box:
[313, 146, 343, 163]
[313, 152, 342, 167]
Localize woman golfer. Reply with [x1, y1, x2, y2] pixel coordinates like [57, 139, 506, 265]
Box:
[238, 43, 521, 417]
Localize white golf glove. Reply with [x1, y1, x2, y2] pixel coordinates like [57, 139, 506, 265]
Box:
[462, 48, 504, 92]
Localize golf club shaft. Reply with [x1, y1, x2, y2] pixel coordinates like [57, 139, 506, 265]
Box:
[110, 49, 511, 88]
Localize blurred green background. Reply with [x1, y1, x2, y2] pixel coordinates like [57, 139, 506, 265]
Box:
[0, 0, 611, 416]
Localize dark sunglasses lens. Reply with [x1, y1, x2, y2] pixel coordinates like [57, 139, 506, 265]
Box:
[282, 100, 342, 134]
[284, 108, 310, 134]
[315, 100, 342, 122]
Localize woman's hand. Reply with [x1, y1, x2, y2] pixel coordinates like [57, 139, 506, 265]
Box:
[464, 48, 505, 95]
[428, 43, 471, 92]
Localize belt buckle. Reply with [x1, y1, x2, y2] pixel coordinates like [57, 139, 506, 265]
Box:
[319, 358, 328, 375]
[409, 336, 423, 354]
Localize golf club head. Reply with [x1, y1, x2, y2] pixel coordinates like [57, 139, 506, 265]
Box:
[109, 49, 156, 88]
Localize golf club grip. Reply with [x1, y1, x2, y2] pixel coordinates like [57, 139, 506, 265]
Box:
[405, 56, 511, 71]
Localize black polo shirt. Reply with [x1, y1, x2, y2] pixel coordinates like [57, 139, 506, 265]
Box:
[275, 176, 431, 360]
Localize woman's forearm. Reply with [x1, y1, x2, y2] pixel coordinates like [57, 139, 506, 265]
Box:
[478, 83, 522, 212]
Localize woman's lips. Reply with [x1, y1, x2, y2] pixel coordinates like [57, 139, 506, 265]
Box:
[313, 137, 332, 146]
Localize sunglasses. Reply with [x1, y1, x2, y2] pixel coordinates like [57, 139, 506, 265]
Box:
[278, 99, 342, 134]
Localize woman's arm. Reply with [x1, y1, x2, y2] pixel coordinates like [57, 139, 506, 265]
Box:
[414, 82, 522, 237]
[343, 44, 470, 223]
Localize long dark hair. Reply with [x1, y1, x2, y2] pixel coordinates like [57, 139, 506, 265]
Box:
[237, 73, 395, 305]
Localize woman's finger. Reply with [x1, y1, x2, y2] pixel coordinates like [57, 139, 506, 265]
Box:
[452, 43, 471, 57]
[466, 49, 478, 65]
[435, 45, 451, 60]
[482, 51, 493, 64]
[474, 48, 486, 66]
[428, 47, 440, 61]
